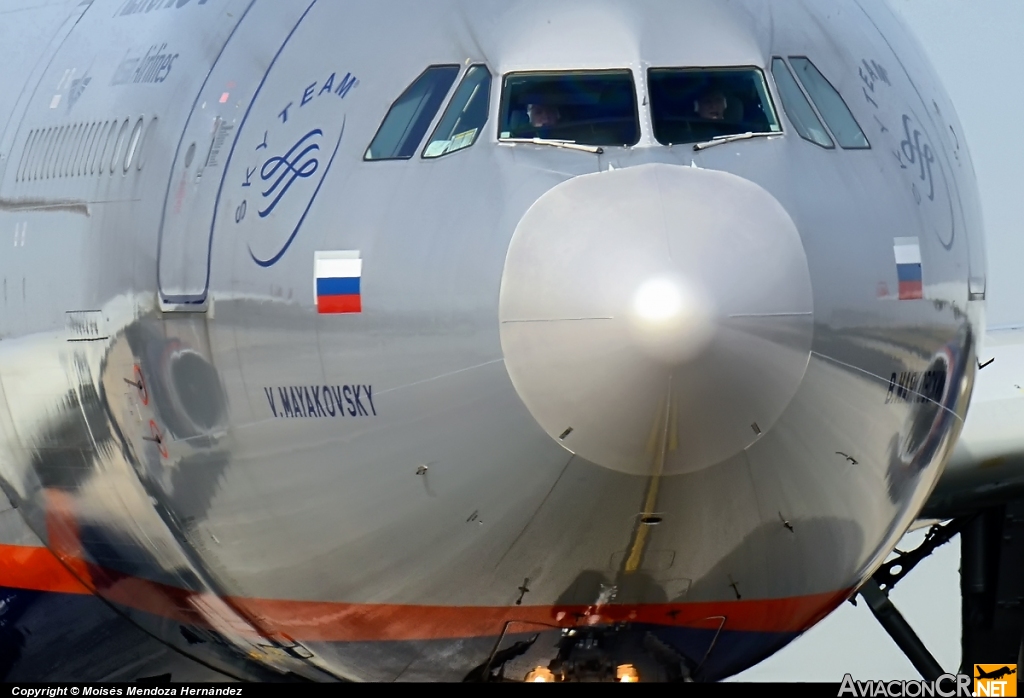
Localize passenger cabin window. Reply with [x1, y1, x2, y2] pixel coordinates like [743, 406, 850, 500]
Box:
[648, 67, 781, 145]
[499, 71, 640, 147]
[771, 58, 834, 149]
[365, 65, 460, 161]
[788, 57, 870, 149]
[423, 65, 491, 158]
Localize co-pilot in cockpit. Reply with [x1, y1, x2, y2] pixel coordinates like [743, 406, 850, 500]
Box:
[647, 68, 781, 144]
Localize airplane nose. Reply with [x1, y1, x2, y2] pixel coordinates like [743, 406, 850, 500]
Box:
[499, 164, 813, 476]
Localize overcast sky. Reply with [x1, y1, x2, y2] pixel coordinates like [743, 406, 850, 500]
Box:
[736, 0, 1024, 681]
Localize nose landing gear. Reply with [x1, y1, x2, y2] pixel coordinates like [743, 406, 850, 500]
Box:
[466, 624, 697, 683]
[855, 517, 972, 680]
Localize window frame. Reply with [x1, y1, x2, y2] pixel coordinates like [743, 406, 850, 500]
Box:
[363, 64, 461, 162]
[771, 57, 835, 150]
[646, 64, 784, 146]
[497, 68, 642, 148]
[422, 64, 492, 160]
[787, 56, 871, 150]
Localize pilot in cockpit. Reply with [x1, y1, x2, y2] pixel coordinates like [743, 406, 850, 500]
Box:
[507, 99, 561, 139]
[696, 88, 729, 121]
[526, 102, 561, 131]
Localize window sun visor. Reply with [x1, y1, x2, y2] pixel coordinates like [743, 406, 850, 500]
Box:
[499, 70, 640, 147]
[648, 67, 782, 146]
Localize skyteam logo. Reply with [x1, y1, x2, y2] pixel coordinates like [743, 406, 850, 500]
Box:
[217, 0, 358, 268]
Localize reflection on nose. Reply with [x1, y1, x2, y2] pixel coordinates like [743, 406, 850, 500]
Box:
[499, 164, 813, 476]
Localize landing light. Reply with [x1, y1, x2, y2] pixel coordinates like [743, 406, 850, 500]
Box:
[626, 276, 715, 365]
[617, 664, 640, 682]
[633, 279, 683, 322]
[525, 667, 556, 682]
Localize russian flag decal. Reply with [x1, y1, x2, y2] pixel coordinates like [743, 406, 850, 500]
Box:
[893, 237, 923, 300]
[315, 251, 362, 314]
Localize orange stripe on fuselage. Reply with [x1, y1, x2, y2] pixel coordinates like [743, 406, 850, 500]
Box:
[230, 589, 850, 642]
[0, 544, 91, 595]
[0, 543, 850, 642]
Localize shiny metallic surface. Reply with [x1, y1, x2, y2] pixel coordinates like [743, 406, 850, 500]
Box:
[0, 0, 986, 682]
[500, 164, 813, 475]
[925, 327, 1024, 519]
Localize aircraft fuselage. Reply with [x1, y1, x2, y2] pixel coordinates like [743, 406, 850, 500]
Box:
[0, 0, 985, 682]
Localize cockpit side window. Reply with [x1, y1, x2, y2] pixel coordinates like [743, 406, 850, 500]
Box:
[423, 65, 491, 159]
[499, 71, 640, 147]
[771, 58, 834, 149]
[365, 65, 460, 161]
[648, 67, 782, 146]
[788, 57, 870, 149]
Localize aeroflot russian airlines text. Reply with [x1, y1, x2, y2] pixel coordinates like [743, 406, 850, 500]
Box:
[839, 674, 973, 697]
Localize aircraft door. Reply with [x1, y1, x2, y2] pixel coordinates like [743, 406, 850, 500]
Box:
[157, 2, 311, 309]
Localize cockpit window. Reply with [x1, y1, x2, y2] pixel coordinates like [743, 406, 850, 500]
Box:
[365, 65, 459, 161]
[648, 67, 781, 145]
[499, 71, 640, 147]
[423, 65, 491, 158]
[771, 58, 834, 149]
[788, 57, 870, 149]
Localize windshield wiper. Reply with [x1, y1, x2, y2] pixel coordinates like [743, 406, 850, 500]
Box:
[692, 131, 777, 151]
[500, 137, 605, 155]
